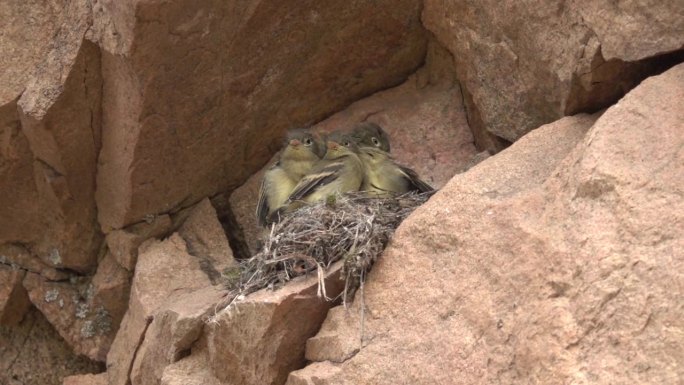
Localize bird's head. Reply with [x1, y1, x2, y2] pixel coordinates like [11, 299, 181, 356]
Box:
[282, 129, 324, 160]
[350, 122, 391, 152]
[324, 133, 360, 159]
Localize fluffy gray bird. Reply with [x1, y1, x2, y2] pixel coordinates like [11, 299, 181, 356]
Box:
[256, 129, 324, 227]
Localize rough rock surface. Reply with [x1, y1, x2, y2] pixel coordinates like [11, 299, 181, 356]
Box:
[575, 0, 684, 61]
[17, 250, 130, 363]
[423, 0, 684, 142]
[62, 373, 108, 385]
[2, 2, 428, 377]
[130, 286, 225, 385]
[290, 64, 684, 384]
[0, 308, 102, 385]
[94, 0, 427, 231]
[106, 234, 213, 385]
[230, 41, 478, 255]
[207, 265, 344, 385]
[3, 247, 130, 363]
[160, 341, 221, 385]
[105, 214, 172, 271]
[0, 244, 70, 281]
[0, 267, 31, 325]
[177, 198, 236, 282]
[2, 0, 682, 383]
[0, 0, 66, 106]
[89, 252, 132, 336]
[1, 0, 103, 273]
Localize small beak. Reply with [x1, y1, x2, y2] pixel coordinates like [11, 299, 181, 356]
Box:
[327, 141, 340, 151]
[289, 139, 301, 147]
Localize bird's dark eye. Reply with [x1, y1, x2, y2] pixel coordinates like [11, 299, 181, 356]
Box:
[304, 138, 312, 146]
[372, 137, 380, 146]
[343, 141, 350, 147]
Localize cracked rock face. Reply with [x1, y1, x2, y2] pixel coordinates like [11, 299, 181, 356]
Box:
[423, 0, 684, 142]
[1, 0, 103, 273]
[1, 0, 427, 379]
[22, 252, 130, 362]
[0, 309, 102, 385]
[93, 0, 428, 231]
[105, 233, 216, 385]
[289, 64, 684, 384]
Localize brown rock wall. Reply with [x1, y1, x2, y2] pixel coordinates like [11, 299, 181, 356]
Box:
[423, 0, 684, 141]
[106, 234, 213, 385]
[289, 63, 684, 384]
[0, 267, 31, 325]
[0, 308, 102, 385]
[1, 0, 102, 273]
[94, 0, 428, 230]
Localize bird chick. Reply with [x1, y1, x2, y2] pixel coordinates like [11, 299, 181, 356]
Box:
[256, 129, 324, 227]
[350, 122, 391, 152]
[287, 132, 365, 204]
[347, 122, 432, 196]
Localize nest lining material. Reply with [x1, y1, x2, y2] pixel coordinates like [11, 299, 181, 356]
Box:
[222, 191, 430, 306]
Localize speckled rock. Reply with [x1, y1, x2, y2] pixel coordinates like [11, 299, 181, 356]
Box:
[1, 0, 103, 273]
[0, 308, 102, 385]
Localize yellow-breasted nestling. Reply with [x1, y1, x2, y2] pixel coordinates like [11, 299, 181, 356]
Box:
[286, 132, 365, 204]
[356, 145, 433, 198]
[256, 129, 324, 227]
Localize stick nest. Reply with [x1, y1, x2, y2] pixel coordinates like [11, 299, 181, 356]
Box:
[222, 192, 430, 305]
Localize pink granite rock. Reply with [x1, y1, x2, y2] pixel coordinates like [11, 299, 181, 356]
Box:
[288, 63, 684, 384]
[105, 234, 213, 385]
[423, 0, 684, 142]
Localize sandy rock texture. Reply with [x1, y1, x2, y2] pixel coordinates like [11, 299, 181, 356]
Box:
[289, 63, 684, 384]
[230, 40, 479, 255]
[423, 0, 684, 142]
[0, 309, 102, 385]
[1, 0, 102, 273]
[62, 373, 108, 385]
[105, 242, 343, 385]
[0, 267, 31, 325]
[93, 0, 427, 231]
[100, 196, 323, 385]
[153, 264, 345, 385]
[105, 233, 217, 385]
[23, 252, 131, 362]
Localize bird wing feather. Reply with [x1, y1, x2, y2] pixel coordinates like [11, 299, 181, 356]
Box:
[256, 170, 272, 227]
[398, 165, 434, 193]
[288, 161, 345, 201]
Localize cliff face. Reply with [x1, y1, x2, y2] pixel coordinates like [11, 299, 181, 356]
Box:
[0, 1, 682, 385]
[290, 64, 684, 384]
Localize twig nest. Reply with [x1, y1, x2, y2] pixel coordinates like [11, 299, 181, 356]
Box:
[223, 191, 432, 304]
